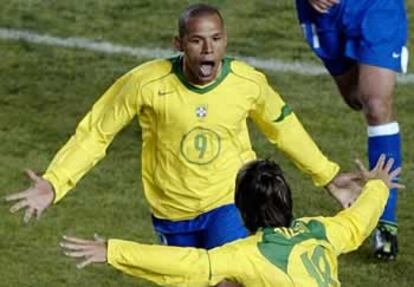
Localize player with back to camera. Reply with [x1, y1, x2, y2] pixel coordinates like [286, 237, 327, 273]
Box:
[60, 155, 403, 286]
[7, 3, 360, 286]
[295, 0, 409, 260]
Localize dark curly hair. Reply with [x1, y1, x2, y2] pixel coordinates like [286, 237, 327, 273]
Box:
[235, 159, 293, 233]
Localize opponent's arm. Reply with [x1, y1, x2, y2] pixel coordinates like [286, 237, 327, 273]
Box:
[6, 71, 140, 222]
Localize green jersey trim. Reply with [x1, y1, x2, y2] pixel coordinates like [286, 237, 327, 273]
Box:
[169, 56, 233, 94]
[273, 104, 293, 123]
[257, 219, 327, 273]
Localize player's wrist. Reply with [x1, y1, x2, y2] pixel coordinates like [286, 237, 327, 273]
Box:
[44, 179, 56, 205]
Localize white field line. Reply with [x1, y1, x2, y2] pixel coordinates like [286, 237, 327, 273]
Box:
[1, 28, 413, 84]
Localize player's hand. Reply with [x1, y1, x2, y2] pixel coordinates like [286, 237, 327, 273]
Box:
[5, 169, 55, 223]
[355, 154, 404, 190]
[60, 234, 107, 269]
[325, 172, 362, 208]
[308, 0, 340, 13]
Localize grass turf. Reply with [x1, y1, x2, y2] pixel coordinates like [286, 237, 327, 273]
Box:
[1, 1, 413, 286]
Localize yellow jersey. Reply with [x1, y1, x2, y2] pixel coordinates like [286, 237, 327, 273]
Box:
[43, 56, 339, 219]
[107, 180, 388, 286]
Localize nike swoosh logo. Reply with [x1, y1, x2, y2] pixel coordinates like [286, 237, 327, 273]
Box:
[158, 90, 175, 96]
[392, 52, 401, 58]
[273, 105, 293, 123]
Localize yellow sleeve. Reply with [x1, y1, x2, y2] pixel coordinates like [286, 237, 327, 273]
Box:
[249, 78, 339, 186]
[43, 72, 140, 203]
[107, 239, 211, 287]
[207, 243, 245, 286]
[207, 235, 264, 286]
[321, 179, 389, 254]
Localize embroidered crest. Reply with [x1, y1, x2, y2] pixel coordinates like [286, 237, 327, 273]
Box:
[195, 105, 208, 118]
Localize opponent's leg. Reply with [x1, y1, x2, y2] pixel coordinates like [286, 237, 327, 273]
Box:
[358, 64, 400, 260]
[333, 65, 362, 110]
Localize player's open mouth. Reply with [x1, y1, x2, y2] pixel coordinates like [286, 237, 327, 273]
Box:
[199, 61, 215, 77]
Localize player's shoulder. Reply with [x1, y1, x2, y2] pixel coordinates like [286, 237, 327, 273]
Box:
[126, 58, 174, 84]
[229, 58, 268, 84]
[209, 233, 261, 256]
[292, 217, 328, 240]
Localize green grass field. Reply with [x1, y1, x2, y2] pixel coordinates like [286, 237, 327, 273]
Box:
[1, 1, 413, 286]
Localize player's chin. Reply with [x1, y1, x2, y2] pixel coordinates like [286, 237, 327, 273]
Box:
[195, 68, 218, 84]
[196, 73, 216, 83]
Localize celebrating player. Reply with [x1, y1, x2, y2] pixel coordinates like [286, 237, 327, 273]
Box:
[6, 3, 358, 278]
[295, 0, 408, 260]
[60, 155, 403, 286]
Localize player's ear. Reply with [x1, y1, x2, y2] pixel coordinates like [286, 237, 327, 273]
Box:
[223, 31, 228, 47]
[174, 36, 184, 52]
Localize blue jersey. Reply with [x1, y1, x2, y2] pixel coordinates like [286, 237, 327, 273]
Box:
[296, 0, 409, 75]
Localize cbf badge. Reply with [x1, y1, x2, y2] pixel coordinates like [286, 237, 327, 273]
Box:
[195, 105, 208, 119]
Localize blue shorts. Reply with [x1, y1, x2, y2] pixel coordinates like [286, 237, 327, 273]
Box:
[296, 0, 409, 75]
[152, 204, 249, 249]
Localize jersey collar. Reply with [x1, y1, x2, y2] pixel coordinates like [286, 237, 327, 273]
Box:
[170, 55, 232, 94]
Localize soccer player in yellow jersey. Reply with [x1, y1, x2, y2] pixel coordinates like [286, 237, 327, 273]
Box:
[8, 3, 356, 258]
[61, 155, 402, 286]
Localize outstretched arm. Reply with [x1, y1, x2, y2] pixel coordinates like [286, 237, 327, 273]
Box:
[60, 235, 107, 269]
[322, 155, 403, 253]
[249, 75, 367, 208]
[325, 172, 363, 208]
[5, 170, 54, 223]
[60, 235, 211, 287]
[42, 72, 139, 203]
[5, 71, 140, 223]
[249, 76, 340, 192]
